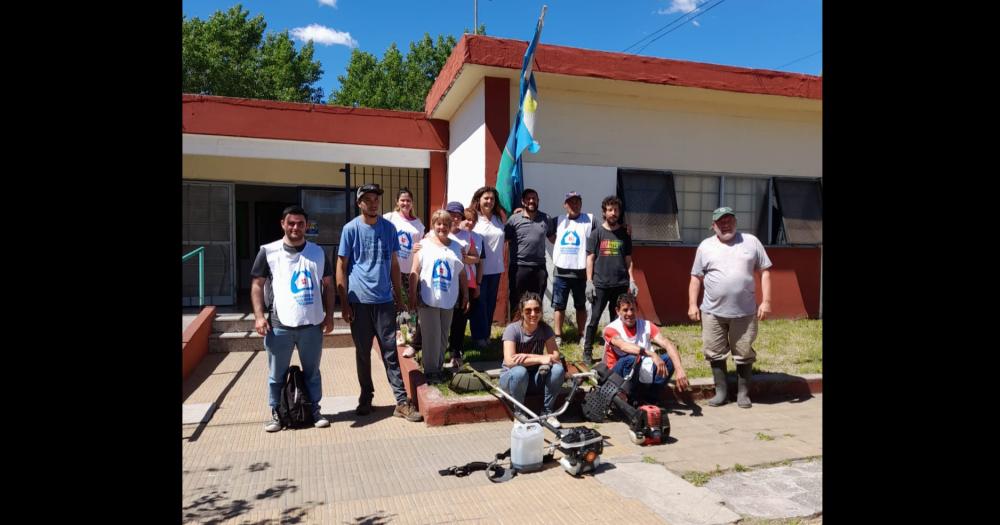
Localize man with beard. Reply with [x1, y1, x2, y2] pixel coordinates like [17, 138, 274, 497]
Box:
[582, 196, 638, 365]
[689, 207, 772, 409]
[504, 188, 555, 317]
[252, 205, 336, 432]
[337, 184, 422, 422]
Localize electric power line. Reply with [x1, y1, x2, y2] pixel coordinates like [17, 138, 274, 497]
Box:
[776, 49, 822, 70]
[635, 0, 729, 55]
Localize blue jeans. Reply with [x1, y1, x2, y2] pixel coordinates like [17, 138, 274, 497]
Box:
[499, 363, 566, 413]
[265, 324, 324, 410]
[611, 354, 674, 405]
[470, 273, 501, 340]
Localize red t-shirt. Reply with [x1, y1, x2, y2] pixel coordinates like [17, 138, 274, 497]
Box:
[603, 321, 660, 369]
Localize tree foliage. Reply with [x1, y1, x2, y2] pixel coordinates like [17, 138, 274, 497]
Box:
[182, 4, 324, 103]
[330, 33, 458, 111]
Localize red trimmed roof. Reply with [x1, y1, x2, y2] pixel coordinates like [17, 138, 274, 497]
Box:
[183, 95, 448, 151]
[426, 34, 821, 116]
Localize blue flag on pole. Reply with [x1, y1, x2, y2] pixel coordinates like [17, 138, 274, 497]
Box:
[496, 6, 546, 215]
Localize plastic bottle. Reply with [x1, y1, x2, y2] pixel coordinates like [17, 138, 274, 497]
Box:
[510, 422, 544, 472]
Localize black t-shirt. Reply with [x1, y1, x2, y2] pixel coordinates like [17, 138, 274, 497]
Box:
[586, 225, 632, 288]
[504, 211, 554, 267]
[250, 242, 333, 329]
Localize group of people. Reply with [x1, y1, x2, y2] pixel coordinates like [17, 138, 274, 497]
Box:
[250, 182, 772, 432]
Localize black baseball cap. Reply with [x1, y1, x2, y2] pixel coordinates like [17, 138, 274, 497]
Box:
[356, 184, 384, 201]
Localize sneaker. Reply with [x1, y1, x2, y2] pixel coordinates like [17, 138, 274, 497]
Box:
[401, 346, 416, 358]
[264, 409, 281, 432]
[393, 401, 423, 422]
[554, 336, 563, 347]
[450, 356, 464, 370]
[355, 402, 373, 416]
[313, 410, 330, 428]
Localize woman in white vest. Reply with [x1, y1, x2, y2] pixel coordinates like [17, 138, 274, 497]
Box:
[469, 186, 508, 348]
[550, 191, 594, 348]
[384, 189, 426, 357]
[408, 210, 469, 384]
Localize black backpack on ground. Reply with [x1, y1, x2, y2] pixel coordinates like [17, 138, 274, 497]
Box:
[277, 365, 314, 429]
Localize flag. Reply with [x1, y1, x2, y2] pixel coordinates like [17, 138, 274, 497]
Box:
[496, 6, 546, 215]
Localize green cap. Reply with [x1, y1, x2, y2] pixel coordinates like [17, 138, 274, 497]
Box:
[711, 206, 735, 222]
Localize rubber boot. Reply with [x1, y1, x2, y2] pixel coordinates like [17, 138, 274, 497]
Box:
[707, 360, 728, 406]
[736, 363, 752, 408]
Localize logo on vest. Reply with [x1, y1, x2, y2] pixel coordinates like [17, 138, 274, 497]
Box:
[559, 230, 581, 255]
[398, 232, 412, 256]
[290, 269, 315, 305]
[432, 259, 452, 292]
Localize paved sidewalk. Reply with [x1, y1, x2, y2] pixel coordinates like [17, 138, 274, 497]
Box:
[183, 343, 822, 524]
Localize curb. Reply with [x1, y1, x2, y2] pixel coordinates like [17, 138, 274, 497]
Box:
[398, 344, 821, 427]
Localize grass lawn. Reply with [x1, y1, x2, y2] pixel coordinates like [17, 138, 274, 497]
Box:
[438, 317, 821, 380]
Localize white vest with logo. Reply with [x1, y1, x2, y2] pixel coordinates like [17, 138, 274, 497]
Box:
[418, 240, 464, 309]
[553, 213, 593, 270]
[263, 240, 327, 327]
[384, 212, 425, 274]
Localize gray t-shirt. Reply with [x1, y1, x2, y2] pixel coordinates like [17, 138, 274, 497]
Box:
[691, 232, 772, 318]
[504, 211, 554, 267]
[501, 321, 555, 372]
[251, 242, 333, 329]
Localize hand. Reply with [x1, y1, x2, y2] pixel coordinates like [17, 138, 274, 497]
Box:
[674, 370, 689, 392]
[687, 305, 700, 322]
[513, 207, 524, 215]
[322, 314, 334, 334]
[395, 296, 405, 313]
[462, 294, 470, 314]
[625, 223, 633, 236]
[408, 298, 417, 312]
[585, 281, 595, 303]
[653, 355, 667, 378]
[757, 300, 772, 320]
[342, 302, 355, 324]
[512, 353, 529, 365]
[412, 242, 422, 255]
[254, 317, 271, 336]
[471, 287, 480, 299]
[629, 280, 639, 297]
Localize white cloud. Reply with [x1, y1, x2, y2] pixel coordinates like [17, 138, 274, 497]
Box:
[318, 0, 337, 7]
[290, 24, 358, 47]
[692, 20, 701, 27]
[658, 0, 706, 15]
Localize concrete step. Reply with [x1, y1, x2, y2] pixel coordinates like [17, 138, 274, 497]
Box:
[213, 312, 349, 333]
[209, 328, 354, 352]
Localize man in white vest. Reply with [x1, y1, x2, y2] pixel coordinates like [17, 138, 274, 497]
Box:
[550, 191, 593, 348]
[251, 205, 335, 432]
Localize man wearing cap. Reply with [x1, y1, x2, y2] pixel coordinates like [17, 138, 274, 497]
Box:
[336, 184, 422, 422]
[504, 188, 556, 317]
[550, 191, 594, 347]
[689, 207, 773, 409]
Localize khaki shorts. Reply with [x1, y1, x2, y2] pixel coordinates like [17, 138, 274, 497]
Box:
[701, 312, 757, 364]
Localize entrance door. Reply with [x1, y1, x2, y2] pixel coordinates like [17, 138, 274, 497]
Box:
[182, 181, 235, 306]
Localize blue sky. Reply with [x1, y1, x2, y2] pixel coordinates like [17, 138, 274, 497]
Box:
[182, 0, 822, 100]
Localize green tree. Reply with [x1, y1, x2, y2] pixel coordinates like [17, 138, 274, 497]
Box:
[183, 4, 324, 103]
[330, 33, 458, 111]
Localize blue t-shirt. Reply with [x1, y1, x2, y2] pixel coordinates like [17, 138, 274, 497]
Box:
[337, 216, 400, 304]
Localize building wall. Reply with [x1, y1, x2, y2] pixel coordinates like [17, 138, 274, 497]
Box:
[448, 80, 487, 204]
[632, 245, 821, 325]
[514, 86, 821, 179]
[183, 155, 347, 186]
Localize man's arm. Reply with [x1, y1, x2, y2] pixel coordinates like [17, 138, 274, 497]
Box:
[336, 255, 353, 323]
[688, 275, 703, 321]
[408, 251, 421, 311]
[652, 331, 688, 391]
[321, 276, 334, 333]
[757, 269, 772, 320]
[391, 253, 404, 311]
[251, 276, 270, 336]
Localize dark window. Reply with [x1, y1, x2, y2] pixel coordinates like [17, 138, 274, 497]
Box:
[773, 178, 822, 245]
[616, 169, 681, 244]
